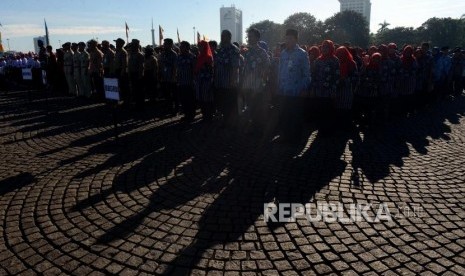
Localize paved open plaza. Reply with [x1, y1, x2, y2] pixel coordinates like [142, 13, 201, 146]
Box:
[1, 91, 465, 275]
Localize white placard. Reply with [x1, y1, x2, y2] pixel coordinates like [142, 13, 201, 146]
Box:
[104, 78, 120, 101]
[22, 68, 32, 80]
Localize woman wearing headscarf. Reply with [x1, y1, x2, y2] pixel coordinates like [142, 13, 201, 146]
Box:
[356, 53, 382, 125]
[399, 45, 417, 115]
[334, 46, 357, 125]
[195, 40, 214, 120]
[307, 46, 320, 98]
[313, 40, 340, 121]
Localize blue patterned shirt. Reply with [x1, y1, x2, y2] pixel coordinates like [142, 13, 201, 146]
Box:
[214, 43, 241, 89]
[242, 45, 270, 91]
[176, 53, 196, 87]
[278, 45, 311, 97]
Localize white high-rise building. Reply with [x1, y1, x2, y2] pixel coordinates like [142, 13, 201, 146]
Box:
[220, 5, 243, 44]
[339, 0, 371, 26]
[33, 36, 46, 53]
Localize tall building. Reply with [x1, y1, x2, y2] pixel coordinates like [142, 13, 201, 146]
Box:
[220, 5, 243, 45]
[33, 36, 46, 53]
[339, 0, 371, 26]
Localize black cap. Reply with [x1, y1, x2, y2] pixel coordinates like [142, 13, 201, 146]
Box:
[78, 42, 86, 46]
[62, 42, 71, 47]
[114, 38, 125, 45]
[131, 39, 140, 45]
[164, 38, 173, 44]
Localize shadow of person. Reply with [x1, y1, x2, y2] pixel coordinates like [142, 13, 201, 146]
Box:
[0, 172, 36, 196]
[350, 94, 464, 185]
[165, 124, 352, 274]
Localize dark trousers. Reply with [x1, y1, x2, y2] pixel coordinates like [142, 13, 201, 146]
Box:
[161, 82, 178, 114]
[277, 95, 304, 141]
[91, 72, 104, 99]
[179, 85, 196, 120]
[217, 88, 238, 126]
[129, 73, 144, 108]
[143, 71, 157, 102]
[245, 90, 267, 128]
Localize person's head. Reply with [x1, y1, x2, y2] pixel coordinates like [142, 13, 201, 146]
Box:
[221, 30, 232, 45]
[246, 28, 260, 46]
[46, 45, 53, 53]
[144, 46, 154, 57]
[421, 42, 430, 53]
[378, 44, 388, 59]
[180, 41, 190, 55]
[432, 47, 440, 56]
[37, 40, 44, 48]
[388, 43, 397, 56]
[131, 39, 140, 52]
[414, 48, 423, 59]
[321, 40, 335, 57]
[285, 29, 298, 50]
[308, 46, 320, 61]
[335, 46, 352, 62]
[208, 40, 218, 52]
[440, 46, 449, 55]
[71, 43, 78, 52]
[163, 38, 174, 50]
[78, 42, 86, 51]
[453, 47, 462, 57]
[403, 45, 414, 57]
[101, 40, 110, 50]
[114, 38, 125, 49]
[62, 42, 71, 51]
[88, 39, 98, 50]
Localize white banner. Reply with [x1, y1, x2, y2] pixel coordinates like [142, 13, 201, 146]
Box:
[22, 68, 32, 80]
[104, 78, 120, 101]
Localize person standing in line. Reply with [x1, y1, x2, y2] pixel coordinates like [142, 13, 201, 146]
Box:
[143, 46, 158, 104]
[112, 38, 129, 105]
[88, 39, 104, 99]
[78, 42, 92, 98]
[101, 40, 115, 78]
[72, 43, 82, 97]
[63, 42, 76, 96]
[241, 27, 270, 134]
[277, 29, 311, 142]
[214, 30, 241, 127]
[159, 38, 178, 115]
[127, 39, 145, 109]
[195, 40, 215, 121]
[176, 41, 196, 121]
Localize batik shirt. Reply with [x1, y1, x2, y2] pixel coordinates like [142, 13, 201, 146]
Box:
[159, 49, 178, 83]
[214, 43, 241, 89]
[313, 56, 339, 97]
[242, 45, 270, 91]
[176, 53, 195, 86]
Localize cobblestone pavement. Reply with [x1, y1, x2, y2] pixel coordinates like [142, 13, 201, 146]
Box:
[1, 90, 465, 275]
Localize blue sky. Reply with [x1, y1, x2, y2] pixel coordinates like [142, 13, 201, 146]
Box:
[1, 0, 464, 52]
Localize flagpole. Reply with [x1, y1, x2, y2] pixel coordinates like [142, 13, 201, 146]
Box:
[193, 27, 195, 45]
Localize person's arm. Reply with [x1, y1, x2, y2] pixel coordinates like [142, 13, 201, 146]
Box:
[299, 51, 311, 96]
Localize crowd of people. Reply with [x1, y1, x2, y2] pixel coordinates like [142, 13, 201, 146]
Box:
[1, 28, 465, 141]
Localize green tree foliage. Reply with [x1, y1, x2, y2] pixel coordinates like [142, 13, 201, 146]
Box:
[283, 12, 323, 45]
[417, 17, 465, 47]
[375, 27, 420, 47]
[247, 20, 283, 49]
[323, 11, 370, 48]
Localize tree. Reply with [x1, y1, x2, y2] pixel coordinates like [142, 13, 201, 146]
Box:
[323, 11, 370, 47]
[283, 12, 323, 45]
[378, 20, 390, 33]
[247, 20, 283, 49]
[418, 17, 465, 47]
[374, 27, 420, 47]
